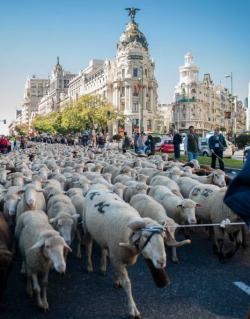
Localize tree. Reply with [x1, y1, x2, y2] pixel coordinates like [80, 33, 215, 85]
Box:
[14, 124, 29, 136]
[236, 134, 250, 149]
[32, 95, 124, 135]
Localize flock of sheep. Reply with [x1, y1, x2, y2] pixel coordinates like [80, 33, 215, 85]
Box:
[0, 142, 247, 318]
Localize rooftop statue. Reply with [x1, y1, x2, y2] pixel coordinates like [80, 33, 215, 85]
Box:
[125, 7, 140, 23]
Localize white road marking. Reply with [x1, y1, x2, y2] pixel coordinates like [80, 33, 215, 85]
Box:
[234, 282, 250, 296]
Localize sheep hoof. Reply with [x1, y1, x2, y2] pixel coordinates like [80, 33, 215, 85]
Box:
[114, 281, 122, 289]
[26, 287, 33, 297]
[172, 258, 179, 264]
[43, 301, 49, 312]
[87, 267, 93, 273]
[129, 315, 141, 319]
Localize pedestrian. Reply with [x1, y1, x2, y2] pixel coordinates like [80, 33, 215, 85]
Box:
[134, 132, 139, 153]
[145, 135, 155, 156]
[137, 133, 145, 154]
[122, 132, 130, 153]
[173, 129, 182, 160]
[208, 127, 227, 171]
[184, 126, 199, 161]
[98, 133, 105, 149]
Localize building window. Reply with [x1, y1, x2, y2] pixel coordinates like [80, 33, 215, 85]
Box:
[121, 87, 125, 97]
[122, 69, 125, 78]
[133, 85, 139, 96]
[133, 68, 138, 77]
[145, 69, 148, 77]
[132, 103, 139, 113]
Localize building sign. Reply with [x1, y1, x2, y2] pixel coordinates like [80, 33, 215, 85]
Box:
[128, 55, 143, 60]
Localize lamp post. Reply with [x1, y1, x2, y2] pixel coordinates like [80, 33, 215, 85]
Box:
[139, 66, 144, 133]
[225, 72, 236, 142]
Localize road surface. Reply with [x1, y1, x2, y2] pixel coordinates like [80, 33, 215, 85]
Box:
[1, 229, 250, 319]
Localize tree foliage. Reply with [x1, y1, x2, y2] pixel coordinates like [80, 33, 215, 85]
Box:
[14, 124, 29, 136]
[236, 134, 250, 149]
[32, 95, 123, 135]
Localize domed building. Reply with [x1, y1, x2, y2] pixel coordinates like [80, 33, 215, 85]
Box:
[67, 8, 159, 136]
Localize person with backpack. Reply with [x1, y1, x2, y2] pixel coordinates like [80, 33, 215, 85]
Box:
[208, 127, 227, 171]
[173, 129, 182, 160]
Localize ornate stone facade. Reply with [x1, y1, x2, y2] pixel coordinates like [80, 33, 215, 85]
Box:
[66, 13, 158, 136]
[38, 57, 76, 115]
[173, 53, 244, 136]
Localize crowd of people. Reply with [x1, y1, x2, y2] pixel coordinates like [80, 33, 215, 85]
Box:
[0, 126, 231, 171]
[0, 136, 28, 153]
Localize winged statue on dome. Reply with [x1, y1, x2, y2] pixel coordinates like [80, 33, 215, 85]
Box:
[125, 7, 140, 22]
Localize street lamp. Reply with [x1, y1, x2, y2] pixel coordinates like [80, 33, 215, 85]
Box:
[139, 66, 144, 133]
[225, 72, 236, 142]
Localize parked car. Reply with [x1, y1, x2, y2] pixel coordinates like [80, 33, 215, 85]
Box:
[199, 138, 233, 158]
[155, 135, 172, 151]
[157, 139, 174, 153]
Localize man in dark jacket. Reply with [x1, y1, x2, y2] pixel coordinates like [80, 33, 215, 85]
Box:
[173, 130, 182, 160]
[185, 126, 199, 161]
[208, 127, 227, 171]
[122, 132, 130, 153]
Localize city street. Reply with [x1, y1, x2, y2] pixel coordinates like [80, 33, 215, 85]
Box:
[1, 229, 249, 319]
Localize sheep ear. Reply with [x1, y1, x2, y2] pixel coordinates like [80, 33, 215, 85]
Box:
[64, 243, 72, 253]
[30, 239, 44, 251]
[49, 218, 56, 224]
[72, 214, 80, 220]
[127, 220, 146, 231]
[118, 242, 134, 251]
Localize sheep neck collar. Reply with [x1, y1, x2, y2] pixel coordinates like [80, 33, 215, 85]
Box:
[131, 226, 165, 253]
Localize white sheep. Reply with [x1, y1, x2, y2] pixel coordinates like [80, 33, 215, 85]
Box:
[47, 194, 79, 245]
[84, 188, 168, 318]
[130, 194, 191, 263]
[150, 175, 182, 197]
[148, 185, 198, 225]
[189, 185, 243, 262]
[15, 210, 71, 311]
[123, 181, 148, 202]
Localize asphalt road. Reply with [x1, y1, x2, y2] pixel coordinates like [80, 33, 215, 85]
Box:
[1, 229, 250, 319]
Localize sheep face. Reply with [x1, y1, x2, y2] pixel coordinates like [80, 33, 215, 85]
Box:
[177, 199, 197, 225]
[211, 171, 226, 187]
[127, 220, 166, 269]
[23, 186, 38, 209]
[42, 236, 70, 274]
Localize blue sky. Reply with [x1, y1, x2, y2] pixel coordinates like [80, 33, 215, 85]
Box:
[0, 0, 249, 133]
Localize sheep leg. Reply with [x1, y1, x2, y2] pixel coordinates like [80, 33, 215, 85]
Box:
[100, 248, 108, 275]
[21, 261, 26, 274]
[31, 274, 44, 309]
[26, 275, 33, 297]
[114, 263, 141, 319]
[85, 232, 93, 273]
[76, 229, 82, 259]
[171, 247, 179, 264]
[41, 271, 49, 311]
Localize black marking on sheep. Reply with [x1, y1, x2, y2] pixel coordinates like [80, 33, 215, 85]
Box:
[191, 187, 201, 196]
[201, 189, 214, 197]
[94, 201, 110, 214]
[89, 192, 100, 200]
